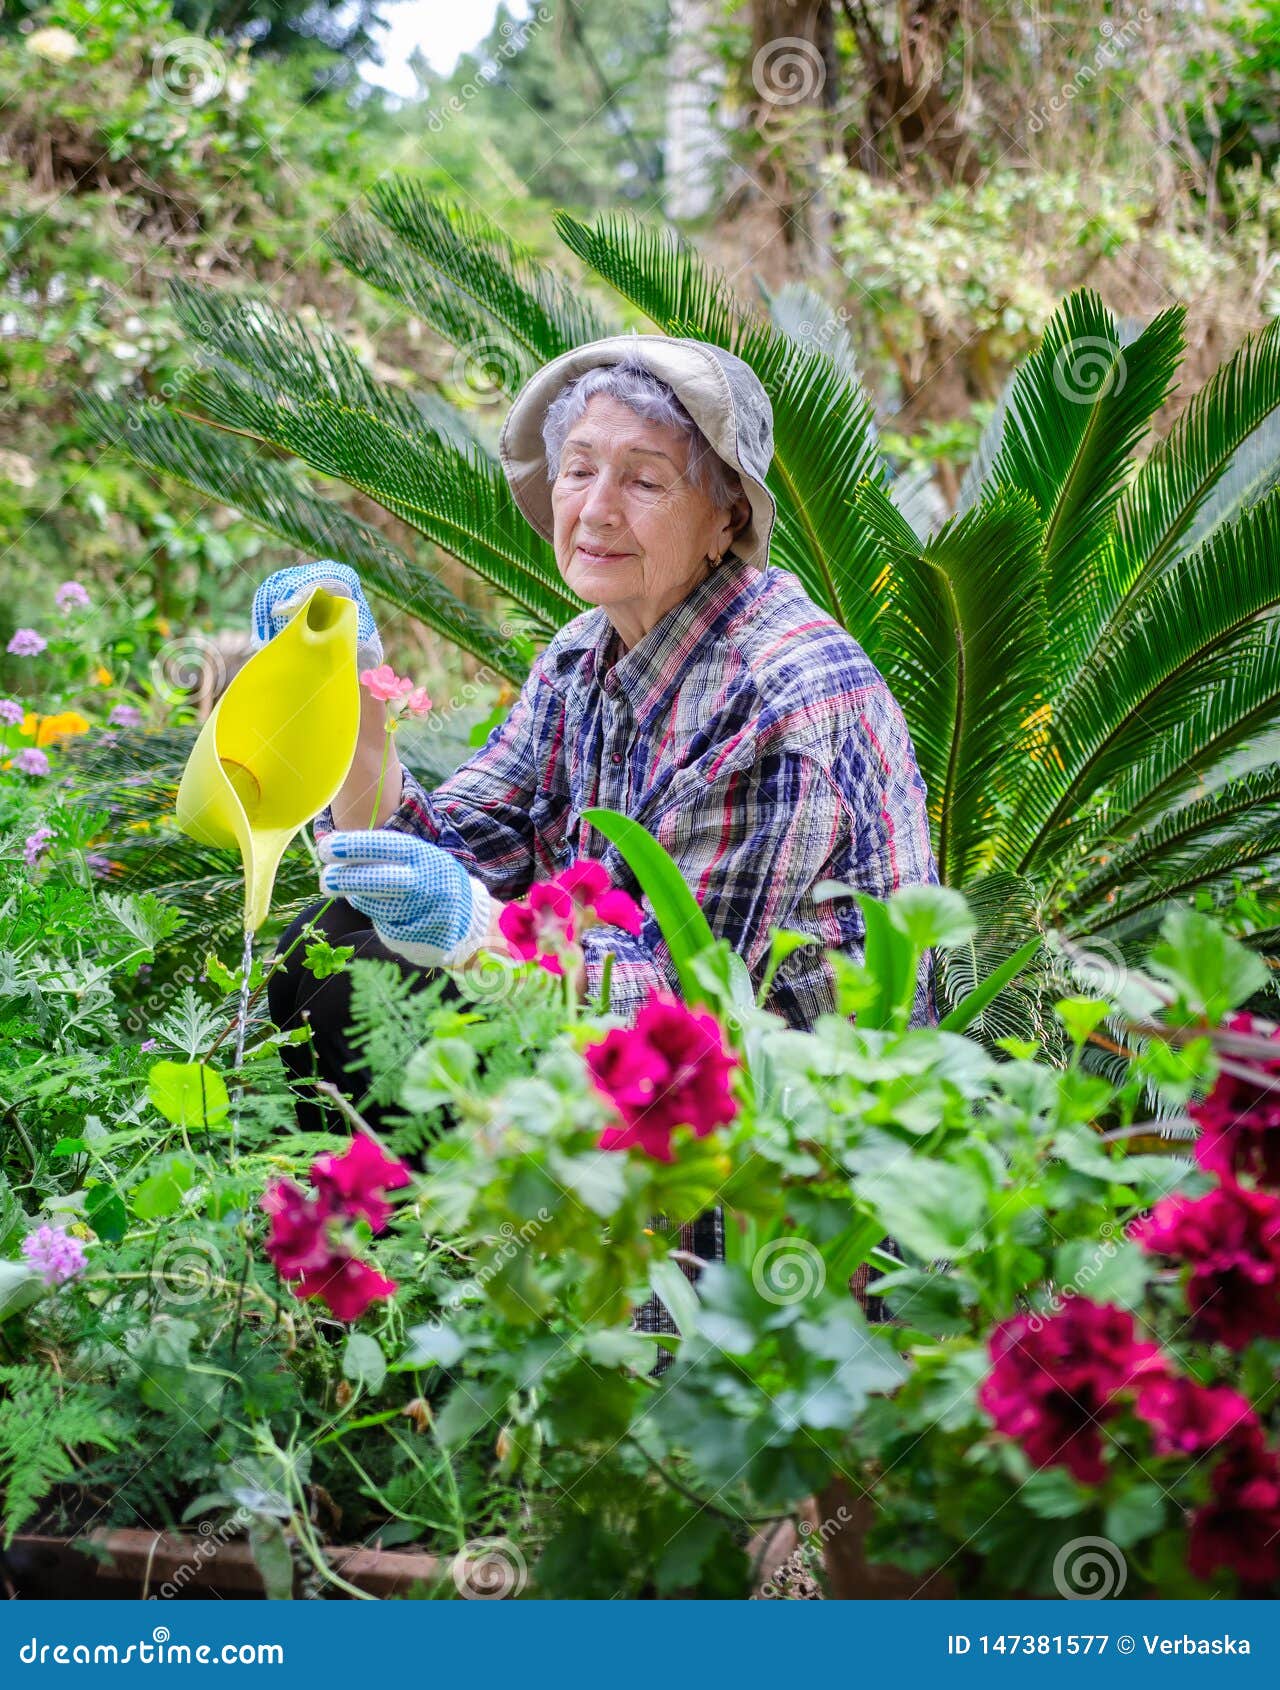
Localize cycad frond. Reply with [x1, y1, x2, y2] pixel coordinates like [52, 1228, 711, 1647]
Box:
[982, 291, 1184, 651]
[82, 399, 530, 682]
[854, 483, 1047, 886]
[1086, 813, 1280, 939]
[934, 871, 1059, 1053]
[326, 185, 610, 388]
[552, 209, 887, 631]
[1109, 313, 1280, 601]
[1065, 764, 1280, 918]
[1004, 491, 1280, 874]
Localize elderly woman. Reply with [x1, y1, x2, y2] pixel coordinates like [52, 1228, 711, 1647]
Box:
[263, 333, 938, 1139]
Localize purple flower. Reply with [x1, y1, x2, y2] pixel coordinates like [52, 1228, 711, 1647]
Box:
[7, 629, 46, 656]
[108, 704, 141, 728]
[21, 1224, 88, 1288]
[0, 698, 22, 727]
[13, 747, 50, 777]
[55, 582, 90, 613]
[140, 1038, 158, 1052]
[23, 826, 54, 867]
[86, 852, 112, 879]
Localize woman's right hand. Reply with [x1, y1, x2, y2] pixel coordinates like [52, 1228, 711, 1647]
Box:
[251, 560, 382, 663]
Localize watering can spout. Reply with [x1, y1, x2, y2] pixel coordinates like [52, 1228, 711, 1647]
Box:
[175, 587, 361, 933]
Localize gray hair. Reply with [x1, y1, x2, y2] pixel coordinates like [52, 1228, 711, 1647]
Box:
[541, 354, 746, 514]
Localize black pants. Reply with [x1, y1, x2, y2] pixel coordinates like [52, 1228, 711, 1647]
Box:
[267, 897, 461, 1135]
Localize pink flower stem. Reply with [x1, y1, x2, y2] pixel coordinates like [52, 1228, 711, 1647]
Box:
[367, 718, 394, 830]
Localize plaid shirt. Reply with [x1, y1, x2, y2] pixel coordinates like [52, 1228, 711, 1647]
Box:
[338, 559, 939, 1030]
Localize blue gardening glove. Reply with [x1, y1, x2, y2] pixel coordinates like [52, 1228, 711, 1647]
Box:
[251, 560, 382, 664]
[318, 830, 492, 967]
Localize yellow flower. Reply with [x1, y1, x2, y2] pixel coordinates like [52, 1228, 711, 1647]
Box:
[92, 666, 113, 686]
[22, 711, 90, 746]
[156, 617, 172, 637]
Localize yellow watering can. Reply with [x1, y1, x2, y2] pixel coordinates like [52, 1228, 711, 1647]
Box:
[176, 588, 361, 933]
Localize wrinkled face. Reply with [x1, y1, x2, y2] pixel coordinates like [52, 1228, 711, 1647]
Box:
[550, 395, 746, 647]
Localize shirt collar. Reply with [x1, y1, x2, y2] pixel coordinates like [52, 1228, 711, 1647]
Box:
[588, 558, 762, 721]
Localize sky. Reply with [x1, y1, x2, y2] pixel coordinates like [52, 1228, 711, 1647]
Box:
[363, 0, 525, 97]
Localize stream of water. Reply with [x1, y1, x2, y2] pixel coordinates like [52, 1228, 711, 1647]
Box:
[233, 928, 253, 1072]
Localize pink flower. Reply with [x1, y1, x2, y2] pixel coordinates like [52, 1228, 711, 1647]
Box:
[1194, 1012, 1280, 1189]
[585, 990, 740, 1162]
[560, 857, 644, 936]
[499, 880, 575, 975]
[7, 629, 46, 656]
[310, 1132, 412, 1233]
[1188, 1425, 1280, 1587]
[23, 826, 54, 867]
[0, 698, 22, 727]
[1136, 1375, 1257, 1458]
[108, 704, 141, 728]
[14, 748, 50, 777]
[979, 1302, 1165, 1484]
[55, 581, 90, 613]
[293, 1255, 397, 1323]
[359, 664, 413, 703]
[1135, 1181, 1280, 1349]
[401, 685, 432, 718]
[21, 1223, 87, 1288]
[261, 1179, 336, 1278]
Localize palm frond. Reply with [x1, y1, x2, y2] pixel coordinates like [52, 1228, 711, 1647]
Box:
[982, 291, 1185, 651]
[1085, 813, 1280, 938]
[1003, 491, 1280, 875]
[552, 209, 887, 632]
[934, 871, 1058, 1051]
[854, 483, 1047, 886]
[83, 399, 530, 683]
[326, 184, 610, 389]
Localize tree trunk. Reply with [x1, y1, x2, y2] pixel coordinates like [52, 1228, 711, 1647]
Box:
[666, 0, 731, 221]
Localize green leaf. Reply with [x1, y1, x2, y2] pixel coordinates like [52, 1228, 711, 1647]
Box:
[649, 1258, 700, 1339]
[147, 1061, 229, 1132]
[403, 1322, 465, 1369]
[84, 1185, 127, 1244]
[248, 1516, 295, 1601]
[1054, 997, 1113, 1046]
[887, 884, 977, 950]
[1148, 906, 1268, 1022]
[939, 937, 1042, 1034]
[1021, 1467, 1090, 1519]
[1105, 1483, 1165, 1549]
[342, 1333, 387, 1395]
[581, 808, 716, 1004]
[853, 1156, 989, 1261]
[131, 1157, 196, 1222]
[0, 1261, 45, 1322]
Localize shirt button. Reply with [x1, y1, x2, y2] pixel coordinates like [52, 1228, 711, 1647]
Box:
[610, 750, 623, 765]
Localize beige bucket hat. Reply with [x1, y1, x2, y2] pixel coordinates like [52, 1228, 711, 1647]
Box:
[498, 332, 777, 570]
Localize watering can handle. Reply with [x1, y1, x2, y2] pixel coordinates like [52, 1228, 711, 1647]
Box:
[252, 561, 383, 664]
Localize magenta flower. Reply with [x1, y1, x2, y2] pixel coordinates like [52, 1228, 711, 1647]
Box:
[1136, 1375, 1257, 1458]
[259, 1132, 410, 1322]
[1189, 1426, 1280, 1587]
[310, 1131, 412, 1233]
[14, 748, 50, 777]
[108, 703, 141, 728]
[499, 880, 575, 975]
[1135, 1181, 1280, 1348]
[7, 629, 46, 656]
[585, 990, 740, 1162]
[21, 1224, 88, 1288]
[55, 581, 90, 613]
[293, 1255, 397, 1323]
[979, 1302, 1165, 1484]
[1194, 1012, 1280, 1189]
[23, 826, 55, 867]
[559, 857, 644, 936]
[261, 1179, 338, 1278]
[0, 698, 22, 727]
